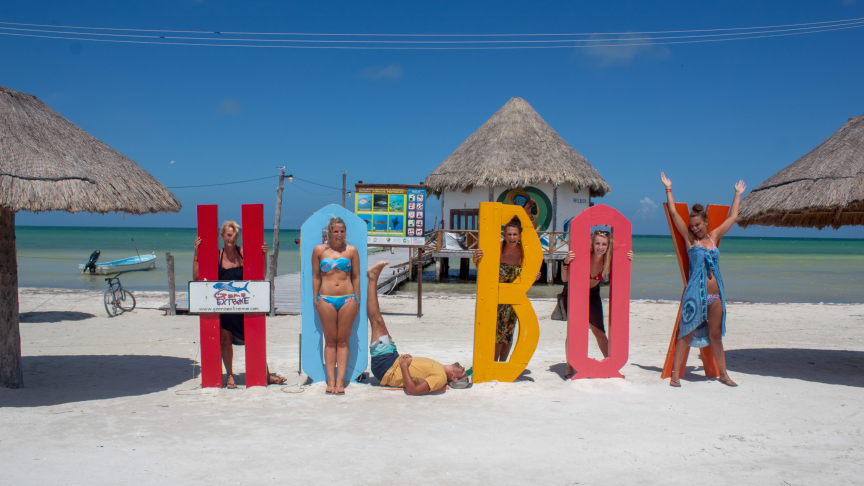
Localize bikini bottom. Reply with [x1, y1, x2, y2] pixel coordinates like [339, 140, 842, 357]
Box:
[707, 294, 721, 306]
[316, 294, 358, 311]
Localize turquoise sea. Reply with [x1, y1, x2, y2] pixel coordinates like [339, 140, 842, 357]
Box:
[13, 227, 864, 304]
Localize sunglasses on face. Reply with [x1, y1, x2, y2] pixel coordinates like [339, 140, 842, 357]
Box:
[595, 230, 611, 236]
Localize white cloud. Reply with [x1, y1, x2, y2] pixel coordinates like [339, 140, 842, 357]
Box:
[582, 34, 670, 66]
[359, 65, 403, 81]
[217, 99, 242, 115]
[636, 197, 659, 219]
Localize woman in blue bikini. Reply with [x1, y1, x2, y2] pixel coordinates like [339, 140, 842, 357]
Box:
[661, 172, 746, 388]
[312, 217, 361, 395]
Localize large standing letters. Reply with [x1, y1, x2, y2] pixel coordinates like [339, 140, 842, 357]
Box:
[472, 202, 542, 384]
[197, 204, 269, 388]
[300, 204, 368, 384]
[661, 203, 729, 379]
[567, 204, 632, 379]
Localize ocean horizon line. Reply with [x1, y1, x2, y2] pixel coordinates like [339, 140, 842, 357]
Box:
[14, 224, 864, 241]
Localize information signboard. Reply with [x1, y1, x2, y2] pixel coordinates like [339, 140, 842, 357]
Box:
[188, 280, 272, 314]
[355, 183, 427, 246]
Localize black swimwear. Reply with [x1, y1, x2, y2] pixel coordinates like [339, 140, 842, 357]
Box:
[561, 282, 606, 333]
[218, 247, 245, 345]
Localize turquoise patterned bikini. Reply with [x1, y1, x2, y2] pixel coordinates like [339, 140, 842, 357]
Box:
[317, 257, 357, 311]
[678, 238, 726, 348]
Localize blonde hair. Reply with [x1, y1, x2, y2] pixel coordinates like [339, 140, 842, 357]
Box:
[220, 220, 240, 236]
[591, 229, 613, 279]
[326, 217, 347, 243]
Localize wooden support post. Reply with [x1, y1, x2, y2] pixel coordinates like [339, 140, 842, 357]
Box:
[197, 205, 222, 388]
[546, 260, 553, 285]
[268, 254, 277, 317]
[166, 252, 176, 316]
[459, 257, 470, 279]
[417, 247, 423, 317]
[269, 171, 286, 301]
[0, 208, 23, 389]
[242, 204, 268, 388]
[435, 257, 442, 282]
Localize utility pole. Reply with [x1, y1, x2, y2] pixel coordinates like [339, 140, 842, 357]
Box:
[342, 171, 347, 208]
[270, 168, 291, 317]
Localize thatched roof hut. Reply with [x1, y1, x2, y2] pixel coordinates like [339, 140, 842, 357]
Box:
[738, 114, 864, 229]
[1, 85, 182, 214]
[0, 84, 181, 388]
[425, 97, 610, 198]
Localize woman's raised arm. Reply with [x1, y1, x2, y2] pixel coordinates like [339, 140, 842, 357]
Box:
[711, 180, 746, 240]
[661, 172, 693, 244]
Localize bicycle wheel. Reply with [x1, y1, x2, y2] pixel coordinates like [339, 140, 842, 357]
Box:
[118, 289, 136, 312]
[104, 289, 119, 317]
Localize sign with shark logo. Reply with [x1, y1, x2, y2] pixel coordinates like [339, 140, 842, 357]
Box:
[355, 183, 426, 246]
[188, 280, 271, 313]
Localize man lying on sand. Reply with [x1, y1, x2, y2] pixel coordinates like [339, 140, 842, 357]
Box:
[366, 260, 468, 395]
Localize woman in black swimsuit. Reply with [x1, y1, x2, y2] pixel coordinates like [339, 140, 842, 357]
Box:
[562, 229, 633, 377]
[193, 221, 285, 389]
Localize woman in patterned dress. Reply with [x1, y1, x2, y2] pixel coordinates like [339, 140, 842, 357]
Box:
[473, 216, 541, 362]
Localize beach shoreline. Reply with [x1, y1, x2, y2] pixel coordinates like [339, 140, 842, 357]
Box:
[3, 287, 863, 484]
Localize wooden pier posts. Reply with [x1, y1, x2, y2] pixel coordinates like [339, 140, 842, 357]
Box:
[165, 252, 176, 316]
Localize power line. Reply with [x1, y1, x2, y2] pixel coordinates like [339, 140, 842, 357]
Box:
[0, 18, 862, 49]
[166, 175, 277, 188]
[1, 16, 862, 37]
[2, 20, 863, 43]
[292, 176, 341, 190]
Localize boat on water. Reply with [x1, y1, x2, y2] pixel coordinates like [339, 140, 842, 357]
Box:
[80, 252, 156, 274]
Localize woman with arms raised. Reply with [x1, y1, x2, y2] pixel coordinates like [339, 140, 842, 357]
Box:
[193, 221, 285, 388]
[661, 172, 746, 388]
[472, 216, 541, 362]
[312, 217, 361, 395]
[562, 229, 633, 378]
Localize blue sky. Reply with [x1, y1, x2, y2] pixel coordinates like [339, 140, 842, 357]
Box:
[4, 0, 864, 237]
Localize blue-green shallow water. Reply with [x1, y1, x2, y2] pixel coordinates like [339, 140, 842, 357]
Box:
[14, 226, 302, 293]
[13, 228, 864, 303]
[402, 235, 864, 304]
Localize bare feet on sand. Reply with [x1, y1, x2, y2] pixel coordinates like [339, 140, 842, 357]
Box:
[368, 260, 389, 280]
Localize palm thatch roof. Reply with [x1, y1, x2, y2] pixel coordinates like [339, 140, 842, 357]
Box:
[0, 84, 182, 214]
[425, 97, 611, 197]
[738, 114, 864, 229]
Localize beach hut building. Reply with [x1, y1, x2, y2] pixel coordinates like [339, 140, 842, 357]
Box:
[0, 84, 182, 388]
[738, 114, 864, 229]
[425, 97, 610, 282]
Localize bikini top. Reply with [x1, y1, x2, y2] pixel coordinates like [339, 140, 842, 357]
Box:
[693, 236, 718, 252]
[320, 257, 351, 272]
[591, 270, 604, 281]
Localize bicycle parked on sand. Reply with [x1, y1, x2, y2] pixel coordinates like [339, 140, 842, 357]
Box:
[104, 272, 136, 317]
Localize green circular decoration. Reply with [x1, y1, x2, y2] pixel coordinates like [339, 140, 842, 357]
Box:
[496, 186, 553, 231]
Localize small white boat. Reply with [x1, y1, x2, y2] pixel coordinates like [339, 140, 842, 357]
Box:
[80, 253, 156, 274]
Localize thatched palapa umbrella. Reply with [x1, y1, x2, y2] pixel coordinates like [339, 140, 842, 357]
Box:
[425, 97, 611, 199]
[0, 84, 182, 388]
[738, 114, 864, 229]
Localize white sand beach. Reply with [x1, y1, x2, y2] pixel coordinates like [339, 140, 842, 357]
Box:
[2, 288, 863, 485]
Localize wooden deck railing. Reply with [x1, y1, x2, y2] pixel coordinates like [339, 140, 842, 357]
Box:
[425, 229, 571, 255]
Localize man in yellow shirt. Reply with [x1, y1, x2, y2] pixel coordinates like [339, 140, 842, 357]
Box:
[367, 260, 468, 395]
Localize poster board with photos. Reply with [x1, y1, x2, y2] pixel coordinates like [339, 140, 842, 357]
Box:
[355, 183, 427, 246]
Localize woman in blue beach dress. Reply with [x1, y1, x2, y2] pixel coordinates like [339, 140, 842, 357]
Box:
[661, 172, 746, 388]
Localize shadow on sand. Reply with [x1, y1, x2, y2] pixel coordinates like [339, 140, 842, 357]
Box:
[725, 348, 864, 388]
[0, 355, 196, 407]
[632, 348, 864, 388]
[19, 311, 96, 323]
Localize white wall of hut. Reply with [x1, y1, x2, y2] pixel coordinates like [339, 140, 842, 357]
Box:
[437, 182, 590, 233]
